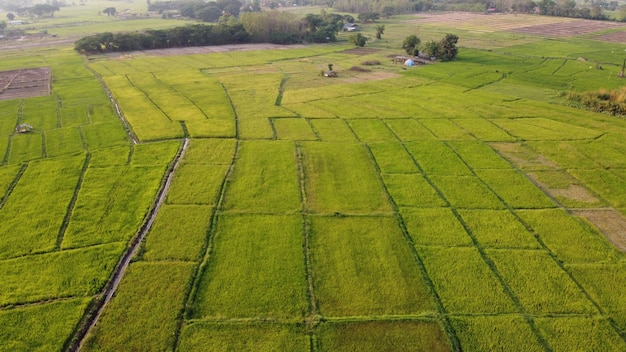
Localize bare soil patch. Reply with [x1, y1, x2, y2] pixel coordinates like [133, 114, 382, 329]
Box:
[573, 209, 626, 251]
[0, 67, 51, 101]
[594, 31, 626, 44]
[403, 12, 571, 32]
[490, 142, 559, 169]
[527, 173, 600, 203]
[510, 19, 626, 38]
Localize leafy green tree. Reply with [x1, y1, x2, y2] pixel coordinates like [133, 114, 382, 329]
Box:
[30, 4, 59, 17]
[375, 24, 384, 39]
[0, 21, 6, 30]
[438, 33, 458, 61]
[402, 34, 420, 56]
[103, 7, 116, 16]
[357, 12, 379, 23]
[349, 32, 367, 47]
[420, 39, 439, 58]
[6, 12, 15, 21]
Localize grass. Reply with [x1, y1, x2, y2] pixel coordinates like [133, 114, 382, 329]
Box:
[450, 316, 545, 352]
[0, 243, 125, 306]
[0, 155, 84, 258]
[368, 143, 419, 174]
[316, 321, 451, 352]
[141, 205, 212, 262]
[0, 298, 91, 352]
[430, 175, 506, 209]
[419, 246, 517, 314]
[300, 142, 392, 215]
[308, 119, 357, 142]
[273, 118, 318, 141]
[178, 322, 309, 352]
[517, 209, 620, 263]
[569, 262, 626, 331]
[457, 210, 540, 249]
[190, 214, 308, 320]
[383, 174, 447, 208]
[475, 169, 556, 209]
[404, 142, 472, 176]
[83, 262, 195, 352]
[222, 140, 301, 213]
[487, 249, 598, 314]
[2, 10, 626, 352]
[401, 208, 473, 246]
[310, 216, 436, 316]
[535, 316, 626, 352]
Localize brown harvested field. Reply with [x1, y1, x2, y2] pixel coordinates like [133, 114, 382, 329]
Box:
[0, 67, 51, 101]
[405, 12, 626, 42]
[404, 12, 572, 32]
[573, 209, 626, 251]
[594, 31, 626, 43]
[510, 19, 626, 38]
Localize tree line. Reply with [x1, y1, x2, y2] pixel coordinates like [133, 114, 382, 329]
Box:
[74, 10, 349, 54]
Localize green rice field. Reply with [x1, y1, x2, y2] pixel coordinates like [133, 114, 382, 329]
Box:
[1, 5, 626, 351]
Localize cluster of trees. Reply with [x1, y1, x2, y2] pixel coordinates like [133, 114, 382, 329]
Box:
[148, 0, 244, 22]
[74, 23, 249, 53]
[403, 33, 459, 61]
[1, 1, 62, 17]
[74, 10, 348, 53]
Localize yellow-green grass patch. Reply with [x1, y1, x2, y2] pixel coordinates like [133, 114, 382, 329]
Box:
[420, 246, 516, 314]
[309, 119, 357, 142]
[0, 298, 91, 352]
[369, 143, 419, 174]
[517, 209, 620, 264]
[222, 140, 300, 213]
[316, 320, 451, 352]
[62, 165, 166, 248]
[401, 208, 472, 246]
[83, 262, 195, 352]
[535, 316, 626, 352]
[430, 176, 506, 210]
[419, 119, 476, 141]
[166, 164, 229, 206]
[450, 315, 545, 352]
[449, 141, 513, 169]
[458, 210, 540, 249]
[0, 243, 125, 305]
[383, 174, 447, 208]
[310, 216, 436, 316]
[405, 142, 472, 176]
[0, 155, 84, 258]
[178, 322, 309, 352]
[44, 127, 85, 157]
[273, 118, 317, 141]
[8, 133, 43, 164]
[569, 262, 626, 331]
[491, 117, 603, 141]
[190, 214, 307, 320]
[487, 249, 597, 314]
[348, 119, 398, 142]
[475, 169, 555, 209]
[384, 119, 438, 142]
[142, 205, 212, 262]
[301, 142, 392, 215]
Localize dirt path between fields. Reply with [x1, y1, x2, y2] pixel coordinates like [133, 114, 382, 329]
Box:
[68, 138, 188, 352]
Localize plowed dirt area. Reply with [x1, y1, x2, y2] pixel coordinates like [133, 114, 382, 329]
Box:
[510, 19, 626, 38]
[0, 67, 51, 101]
